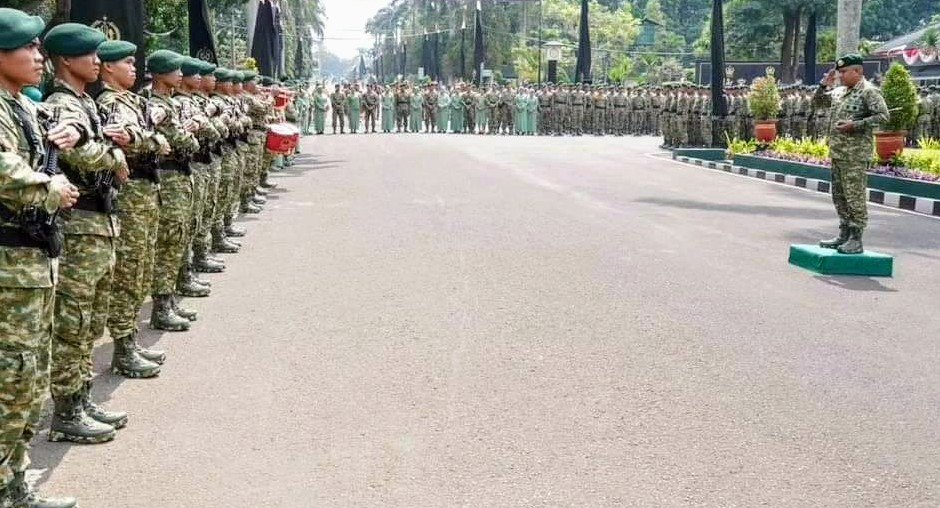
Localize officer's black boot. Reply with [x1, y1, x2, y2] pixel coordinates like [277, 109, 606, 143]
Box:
[819, 224, 850, 249]
[150, 295, 191, 331]
[49, 393, 116, 444]
[80, 381, 128, 429]
[8, 472, 77, 508]
[111, 335, 161, 378]
[837, 226, 865, 254]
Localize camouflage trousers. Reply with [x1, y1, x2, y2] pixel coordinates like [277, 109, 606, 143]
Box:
[593, 109, 606, 135]
[152, 171, 194, 296]
[244, 134, 266, 200]
[52, 234, 115, 399]
[830, 159, 869, 230]
[332, 109, 345, 132]
[395, 105, 408, 131]
[233, 141, 250, 216]
[194, 156, 221, 260]
[215, 146, 238, 235]
[0, 287, 53, 490]
[179, 163, 211, 283]
[107, 180, 159, 340]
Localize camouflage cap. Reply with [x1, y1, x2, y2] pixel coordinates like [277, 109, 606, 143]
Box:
[0, 8, 44, 50]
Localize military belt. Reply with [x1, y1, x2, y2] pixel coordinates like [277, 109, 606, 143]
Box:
[0, 225, 45, 250]
[595, 106, 607, 109]
[74, 194, 109, 213]
[614, 106, 625, 108]
[158, 158, 192, 176]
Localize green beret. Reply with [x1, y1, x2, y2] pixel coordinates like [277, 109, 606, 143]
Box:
[97, 40, 136, 63]
[147, 49, 184, 75]
[835, 54, 864, 69]
[198, 61, 217, 76]
[260, 76, 274, 86]
[43, 22, 106, 57]
[242, 71, 258, 83]
[181, 57, 203, 77]
[231, 71, 245, 83]
[0, 8, 45, 50]
[214, 68, 232, 82]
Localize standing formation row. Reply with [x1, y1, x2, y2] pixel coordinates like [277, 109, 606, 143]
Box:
[294, 82, 664, 137]
[0, 10, 287, 507]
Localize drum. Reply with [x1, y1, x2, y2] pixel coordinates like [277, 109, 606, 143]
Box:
[266, 123, 301, 154]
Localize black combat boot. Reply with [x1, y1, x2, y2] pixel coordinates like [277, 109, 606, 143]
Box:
[194, 255, 225, 273]
[241, 201, 262, 214]
[150, 295, 191, 332]
[80, 381, 128, 429]
[254, 186, 269, 197]
[49, 393, 116, 444]
[8, 472, 77, 508]
[251, 193, 267, 205]
[819, 224, 850, 249]
[213, 237, 240, 254]
[111, 335, 161, 379]
[178, 273, 210, 298]
[837, 227, 864, 254]
[172, 295, 198, 322]
[225, 224, 246, 238]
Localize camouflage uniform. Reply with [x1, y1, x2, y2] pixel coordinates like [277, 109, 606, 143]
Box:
[209, 90, 239, 251]
[97, 85, 166, 374]
[192, 89, 226, 268]
[149, 91, 199, 310]
[815, 78, 889, 232]
[0, 87, 72, 494]
[45, 80, 126, 402]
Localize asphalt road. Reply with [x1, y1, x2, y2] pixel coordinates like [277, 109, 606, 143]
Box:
[31, 134, 940, 507]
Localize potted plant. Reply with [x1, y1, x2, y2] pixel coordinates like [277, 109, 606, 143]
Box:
[876, 62, 918, 161]
[748, 75, 781, 143]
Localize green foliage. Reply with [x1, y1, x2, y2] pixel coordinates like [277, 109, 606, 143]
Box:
[748, 75, 781, 121]
[861, 0, 937, 41]
[894, 149, 940, 176]
[770, 136, 830, 159]
[881, 63, 918, 133]
[725, 135, 758, 156]
[817, 29, 837, 63]
[918, 137, 940, 150]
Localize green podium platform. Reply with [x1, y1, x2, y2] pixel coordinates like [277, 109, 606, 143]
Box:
[789, 244, 894, 277]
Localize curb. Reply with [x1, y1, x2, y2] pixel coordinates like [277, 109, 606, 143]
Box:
[672, 154, 940, 218]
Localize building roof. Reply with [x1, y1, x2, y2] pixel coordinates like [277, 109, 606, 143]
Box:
[872, 23, 939, 55]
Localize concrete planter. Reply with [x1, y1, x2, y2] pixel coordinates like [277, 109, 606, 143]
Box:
[732, 154, 940, 201]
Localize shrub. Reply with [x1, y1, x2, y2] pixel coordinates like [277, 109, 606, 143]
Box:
[880, 63, 918, 132]
[748, 76, 781, 121]
[894, 149, 940, 176]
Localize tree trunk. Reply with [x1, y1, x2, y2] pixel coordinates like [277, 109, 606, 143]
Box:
[780, 8, 796, 83]
[791, 7, 801, 76]
[837, 0, 863, 56]
[804, 11, 818, 84]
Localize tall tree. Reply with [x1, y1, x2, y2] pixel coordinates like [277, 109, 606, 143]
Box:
[836, 0, 862, 55]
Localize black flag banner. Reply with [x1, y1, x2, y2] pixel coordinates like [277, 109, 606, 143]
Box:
[189, 0, 218, 64]
[252, 0, 278, 77]
[574, 0, 591, 83]
[70, 0, 146, 81]
[472, 1, 485, 85]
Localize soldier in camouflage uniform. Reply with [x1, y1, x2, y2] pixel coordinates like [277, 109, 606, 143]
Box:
[97, 40, 168, 380]
[43, 23, 130, 445]
[192, 60, 229, 274]
[815, 55, 889, 254]
[147, 50, 201, 332]
[537, 87, 552, 136]
[914, 88, 933, 143]
[553, 85, 569, 136]
[0, 9, 82, 507]
[209, 69, 244, 256]
[174, 58, 221, 300]
[330, 84, 346, 134]
[485, 86, 499, 135]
